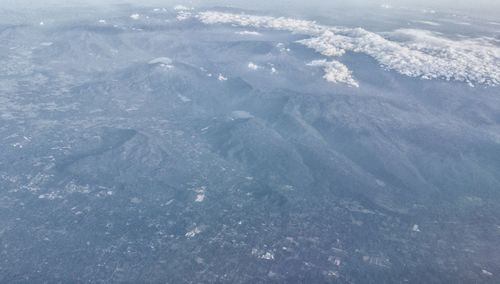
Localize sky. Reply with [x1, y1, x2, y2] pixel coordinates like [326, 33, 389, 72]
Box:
[0, 0, 499, 20]
[2, 0, 500, 11]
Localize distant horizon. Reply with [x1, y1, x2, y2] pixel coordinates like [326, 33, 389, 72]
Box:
[1, 0, 499, 19]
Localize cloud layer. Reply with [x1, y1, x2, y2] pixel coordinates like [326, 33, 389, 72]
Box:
[196, 11, 500, 87]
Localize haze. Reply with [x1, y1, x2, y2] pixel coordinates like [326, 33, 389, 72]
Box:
[1, 0, 500, 18]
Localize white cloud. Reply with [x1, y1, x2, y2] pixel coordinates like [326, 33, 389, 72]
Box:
[130, 14, 140, 20]
[276, 42, 291, 53]
[248, 62, 260, 70]
[236, 30, 261, 36]
[174, 5, 192, 11]
[197, 11, 323, 34]
[218, 73, 228, 81]
[298, 30, 347, 57]
[176, 11, 192, 21]
[422, 9, 436, 14]
[196, 11, 500, 87]
[174, 5, 193, 20]
[414, 20, 440, 26]
[307, 59, 359, 87]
